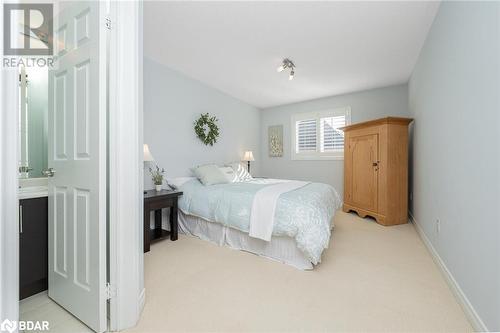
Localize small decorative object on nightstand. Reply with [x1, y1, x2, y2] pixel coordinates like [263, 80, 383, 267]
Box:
[143, 189, 183, 252]
[243, 151, 255, 173]
[149, 164, 165, 192]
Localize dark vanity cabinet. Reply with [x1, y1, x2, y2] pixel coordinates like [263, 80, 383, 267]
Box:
[19, 197, 48, 299]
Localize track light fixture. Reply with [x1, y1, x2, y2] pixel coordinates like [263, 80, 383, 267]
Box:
[277, 58, 295, 80]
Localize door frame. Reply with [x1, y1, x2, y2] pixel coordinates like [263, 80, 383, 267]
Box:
[1, 0, 21, 321]
[0, 1, 144, 331]
[0, 68, 20, 327]
[108, 1, 144, 331]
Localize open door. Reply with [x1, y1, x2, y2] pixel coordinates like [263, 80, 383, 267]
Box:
[48, 1, 107, 332]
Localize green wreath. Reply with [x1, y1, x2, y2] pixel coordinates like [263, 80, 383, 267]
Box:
[194, 113, 219, 146]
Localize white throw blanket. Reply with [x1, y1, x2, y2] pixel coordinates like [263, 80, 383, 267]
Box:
[249, 180, 309, 241]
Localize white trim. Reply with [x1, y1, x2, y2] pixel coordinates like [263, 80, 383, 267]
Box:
[108, 1, 143, 331]
[290, 154, 345, 161]
[138, 288, 146, 314]
[409, 212, 489, 332]
[1, 1, 21, 323]
[290, 107, 351, 161]
[0, 65, 20, 327]
[98, 2, 109, 330]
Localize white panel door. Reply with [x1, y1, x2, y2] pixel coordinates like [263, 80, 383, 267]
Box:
[48, 2, 107, 332]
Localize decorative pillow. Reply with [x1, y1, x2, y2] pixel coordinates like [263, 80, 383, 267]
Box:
[192, 164, 229, 186]
[227, 162, 253, 182]
[168, 177, 196, 189]
[218, 166, 238, 183]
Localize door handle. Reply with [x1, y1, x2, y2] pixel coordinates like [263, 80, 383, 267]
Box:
[19, 204, 23, 234]
[42, 168, 56, 177]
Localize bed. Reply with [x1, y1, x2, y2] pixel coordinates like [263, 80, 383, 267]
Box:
[172, 177, 342, 270]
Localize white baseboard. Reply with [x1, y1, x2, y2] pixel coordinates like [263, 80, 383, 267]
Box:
[409, 212, 488, 332]
[138, 288, 146, 315]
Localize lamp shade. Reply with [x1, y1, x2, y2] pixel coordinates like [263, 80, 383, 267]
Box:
[143, 144, 154, 162]
[243, 151, 255, 161]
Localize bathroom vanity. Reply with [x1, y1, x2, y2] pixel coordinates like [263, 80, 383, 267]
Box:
[19, 196, 48, 299]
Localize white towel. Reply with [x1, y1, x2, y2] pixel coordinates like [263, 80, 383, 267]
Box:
[249, 181, 309, 241]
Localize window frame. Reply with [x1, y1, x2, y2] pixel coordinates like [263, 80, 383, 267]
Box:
[291, 107, 351, 161]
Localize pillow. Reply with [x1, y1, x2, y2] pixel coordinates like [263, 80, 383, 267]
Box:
[227, 162, 253, 182]
[168, 177, 196, 189]
[218, 166, 238, 182]
[192, 164, 229, 186]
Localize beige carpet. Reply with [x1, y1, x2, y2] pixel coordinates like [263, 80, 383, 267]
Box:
[128, 211, 472, 332]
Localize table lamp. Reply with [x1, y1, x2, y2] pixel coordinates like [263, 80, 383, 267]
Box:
[242, 151, 255, 173]
[144, 144, 154, 193]
[144, 144, 154, 162]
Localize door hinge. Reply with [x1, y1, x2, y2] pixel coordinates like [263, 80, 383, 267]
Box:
[105, 282, 116, 300]
[105, 17, 112, 30]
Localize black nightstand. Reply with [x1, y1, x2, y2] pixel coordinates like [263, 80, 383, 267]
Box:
[143, 189, 183, 252]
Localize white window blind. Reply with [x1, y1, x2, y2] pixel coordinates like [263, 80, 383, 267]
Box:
[296, 119, 317, 152]
[291, 107, 351, 160]
[320, 116, 346, 152]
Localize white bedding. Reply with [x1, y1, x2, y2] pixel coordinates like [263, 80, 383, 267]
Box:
[176, 177, 342, 264]
[249, 180, 309, 241]
[178, 211, 313, 270]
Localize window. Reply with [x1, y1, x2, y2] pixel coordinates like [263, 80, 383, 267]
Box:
[291, 107, 351, 160]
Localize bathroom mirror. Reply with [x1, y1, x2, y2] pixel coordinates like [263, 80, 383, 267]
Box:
[18, 66, 48, 179]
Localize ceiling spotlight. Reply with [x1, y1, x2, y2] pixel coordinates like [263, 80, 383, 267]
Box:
[277, 58, 296, 80]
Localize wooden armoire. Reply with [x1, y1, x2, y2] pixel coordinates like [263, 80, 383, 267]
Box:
[340, 117, 413, 226]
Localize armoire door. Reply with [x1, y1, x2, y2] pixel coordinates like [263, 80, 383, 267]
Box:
[348, 134, 379, 212]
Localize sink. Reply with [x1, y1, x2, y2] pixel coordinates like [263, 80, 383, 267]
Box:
[18, 178, 48, 199]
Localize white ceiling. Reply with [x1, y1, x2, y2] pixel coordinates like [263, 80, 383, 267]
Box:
[144, 1, 439, 109]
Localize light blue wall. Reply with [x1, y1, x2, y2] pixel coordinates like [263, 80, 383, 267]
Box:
[260, 84, 409, 195]
[409, 2, 500, 330]
[143, 57, 261, 189]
